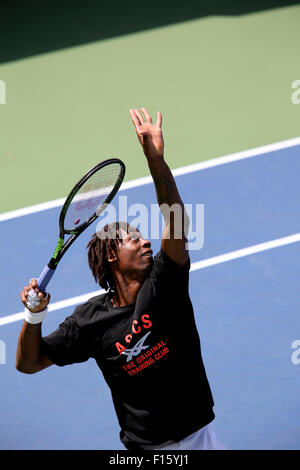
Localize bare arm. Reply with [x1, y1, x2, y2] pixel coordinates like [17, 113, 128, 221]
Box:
[129, 107, 189, 266]
[16, 279, 52, 374]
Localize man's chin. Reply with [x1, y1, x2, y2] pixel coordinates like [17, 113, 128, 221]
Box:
[142, 257, 153, 274]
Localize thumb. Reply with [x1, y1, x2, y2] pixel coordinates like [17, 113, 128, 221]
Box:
[138, 131, 148, 146]
[138, 130, 148, 137]
[38, 291, 51, 304]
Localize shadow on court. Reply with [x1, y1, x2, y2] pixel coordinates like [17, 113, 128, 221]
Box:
[1, 0, 300, 63]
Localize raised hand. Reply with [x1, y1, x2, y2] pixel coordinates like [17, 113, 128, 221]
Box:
[129, 108, 164, 163]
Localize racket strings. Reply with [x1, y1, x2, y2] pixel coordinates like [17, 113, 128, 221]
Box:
[63, 163, 122, 231]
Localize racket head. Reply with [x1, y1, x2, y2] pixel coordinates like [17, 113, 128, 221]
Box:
[59, 158, 125, 235]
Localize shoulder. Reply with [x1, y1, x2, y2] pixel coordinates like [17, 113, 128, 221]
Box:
[153, 247, 190, 272]
[72, 291, 110, 327]
[41, 295, 109, 366]
[42, 292, 109, 345]
[148, 248, 190, 288]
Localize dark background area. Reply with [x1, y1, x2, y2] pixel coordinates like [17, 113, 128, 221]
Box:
[1, 0, 300, 63]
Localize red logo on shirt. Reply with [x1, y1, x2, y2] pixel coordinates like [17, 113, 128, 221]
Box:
[115, 314, 152, 354]
[122, 338, 169, 376]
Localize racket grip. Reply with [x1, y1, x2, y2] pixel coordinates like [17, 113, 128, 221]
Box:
[37, 265, 56, 292]
[26, 266, 56, 310]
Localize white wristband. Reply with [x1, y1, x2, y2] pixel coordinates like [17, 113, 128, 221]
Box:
[24, 307, 48, 324]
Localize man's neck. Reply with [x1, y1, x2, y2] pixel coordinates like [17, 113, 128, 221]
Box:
[111, 276, 144, 307]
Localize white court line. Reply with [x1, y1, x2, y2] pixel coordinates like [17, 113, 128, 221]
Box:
[190, 232, 300, 271]
[0, 289, 105, 327]
[1, 136, 300, 223]
[1, 232, 300, 327]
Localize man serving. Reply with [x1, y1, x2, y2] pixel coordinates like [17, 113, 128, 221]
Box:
[17, 108, 225, 450]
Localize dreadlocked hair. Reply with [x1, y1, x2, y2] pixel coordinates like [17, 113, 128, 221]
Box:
[86, 222, 137, 292]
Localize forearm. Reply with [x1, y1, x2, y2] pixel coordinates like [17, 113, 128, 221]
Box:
[148, 158, 189, 229]
[16, 321, 44, 373]
[130, 107, 189, 264]
[17, 278, 52, 373]
[148, 158, 184, 210]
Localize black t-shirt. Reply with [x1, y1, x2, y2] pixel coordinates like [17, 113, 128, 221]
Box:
[41, 248, 215, 449]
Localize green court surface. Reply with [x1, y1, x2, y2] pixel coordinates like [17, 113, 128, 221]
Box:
[0, 2, 300, 212]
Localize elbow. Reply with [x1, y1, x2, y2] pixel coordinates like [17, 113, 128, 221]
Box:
[15, 360, 39, 374]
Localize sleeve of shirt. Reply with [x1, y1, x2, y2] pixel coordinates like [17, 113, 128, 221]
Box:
[41, 308, 93, 367]
[150, 247, 191, 293]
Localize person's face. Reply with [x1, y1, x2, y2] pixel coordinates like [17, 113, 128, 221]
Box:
[110, 230, 153, 279]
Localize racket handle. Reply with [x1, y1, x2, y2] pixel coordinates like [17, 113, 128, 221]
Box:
[26, 266, 55, 310]
[36, 265, 56, 292]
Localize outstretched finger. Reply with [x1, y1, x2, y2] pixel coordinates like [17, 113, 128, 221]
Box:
[129, 109, 141, 131]
[134, 108, 145, 126]
[156, 111, 162, 128]
[140, 108, 152, 124]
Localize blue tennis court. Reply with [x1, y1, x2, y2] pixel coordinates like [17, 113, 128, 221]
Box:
[1, 141, 300, 450]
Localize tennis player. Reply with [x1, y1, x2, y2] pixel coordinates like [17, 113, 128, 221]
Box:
[16, 108, 226, 450]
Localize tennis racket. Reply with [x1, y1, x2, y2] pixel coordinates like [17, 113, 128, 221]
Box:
[26, 158, 125, 309]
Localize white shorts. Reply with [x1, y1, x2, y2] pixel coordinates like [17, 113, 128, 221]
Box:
[154, 424, 227, 450]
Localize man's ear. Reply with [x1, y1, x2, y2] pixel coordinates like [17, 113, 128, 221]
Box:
[107, 248, 118, 263]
